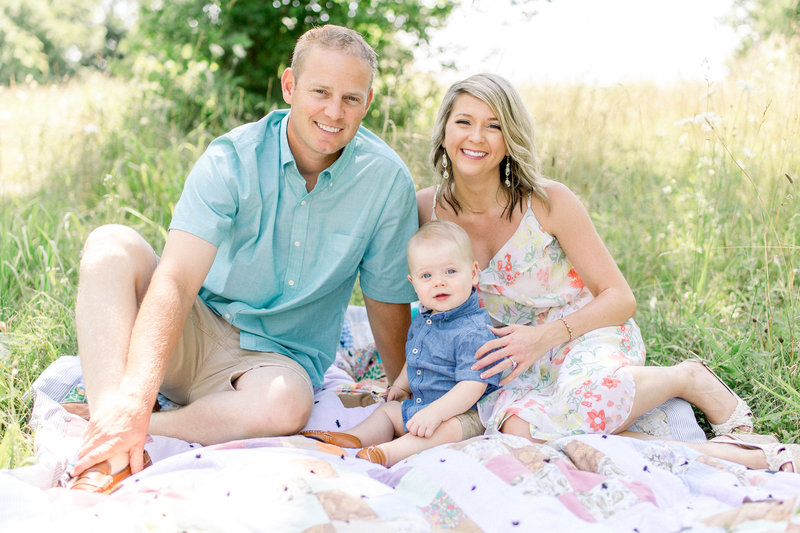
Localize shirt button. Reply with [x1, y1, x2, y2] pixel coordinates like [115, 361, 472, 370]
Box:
[224, 313, 230, 319]
[294, 241, 300, 247]
[416, 398, 422, 403]
[412, 348, 418, 354]
[288, 280, 295, 286]
[300, 200, 306, 205]
[416, 369, 421, 375]
[426, 319, 432, 325]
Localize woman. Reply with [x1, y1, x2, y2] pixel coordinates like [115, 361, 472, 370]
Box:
[416, 73, 798, 472]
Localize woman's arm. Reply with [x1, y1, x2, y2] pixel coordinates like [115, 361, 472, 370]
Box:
[541, 180, 636, 330]
[473, 181, 635, 385]
[387, 362, 411, 402]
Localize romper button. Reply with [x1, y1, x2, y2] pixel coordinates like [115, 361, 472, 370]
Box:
[288, 280, 295, 286]
[416, 398, 422, 403]
[426, 319, 432, 325]
[224, 313, 230, 319]
[412, 348, 418, 354]
[301, 200, 306, 205]
[416, 369, 421, 375]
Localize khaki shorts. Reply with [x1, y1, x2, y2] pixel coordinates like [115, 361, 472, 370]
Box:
[160, 297, 313, 405]
[456, 409, 485, 439]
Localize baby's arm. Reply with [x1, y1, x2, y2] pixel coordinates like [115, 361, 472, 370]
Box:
[406, 381, 487, 438]
[387, 362, 411, 402]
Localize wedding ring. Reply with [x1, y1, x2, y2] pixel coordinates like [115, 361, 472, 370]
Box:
[508, 357, 518, 370]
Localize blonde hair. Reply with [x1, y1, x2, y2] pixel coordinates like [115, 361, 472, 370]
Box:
[407, 221, 475, 271]
[291, 25, 378, 85]
[430, 73, 549, 219]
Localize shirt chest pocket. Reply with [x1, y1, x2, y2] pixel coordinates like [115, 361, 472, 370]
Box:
[320, 233, 365, 284]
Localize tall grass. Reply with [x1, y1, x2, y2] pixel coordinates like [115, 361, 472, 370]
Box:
[1, 38, 798, 466]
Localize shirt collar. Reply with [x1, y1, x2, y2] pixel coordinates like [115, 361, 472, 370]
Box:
[418, 287, 480, 322]
[279, 111, 358, 188]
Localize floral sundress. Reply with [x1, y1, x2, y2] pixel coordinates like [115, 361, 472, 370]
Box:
[433, 192, 645, 440]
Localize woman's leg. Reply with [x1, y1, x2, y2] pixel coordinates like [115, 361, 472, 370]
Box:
[499, 415, 546, 443]
[617, 360, 743, 432]
[619, 430, 795, 472]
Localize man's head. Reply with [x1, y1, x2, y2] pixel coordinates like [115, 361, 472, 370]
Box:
[407, 221, 479, 314]
[281, 25, 377, 175]
[291, 25, 377, 86]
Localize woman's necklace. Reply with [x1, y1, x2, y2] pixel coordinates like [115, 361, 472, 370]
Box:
[463, 203, 487, 214]
[454, 189, 501, 215]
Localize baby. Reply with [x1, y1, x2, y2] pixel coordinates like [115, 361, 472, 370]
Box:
[302, 221, 501, 467]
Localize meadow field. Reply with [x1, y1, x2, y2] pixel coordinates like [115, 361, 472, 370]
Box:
[0, 40, 797, 468]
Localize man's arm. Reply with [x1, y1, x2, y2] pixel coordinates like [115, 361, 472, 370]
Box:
[363, 295, 410, 384]
[72, 230, 217, 475]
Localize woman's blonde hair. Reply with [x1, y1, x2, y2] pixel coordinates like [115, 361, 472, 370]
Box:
[430, 73, 548, 219]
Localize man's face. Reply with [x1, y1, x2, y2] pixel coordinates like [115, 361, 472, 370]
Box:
[281, 47, 373, 170]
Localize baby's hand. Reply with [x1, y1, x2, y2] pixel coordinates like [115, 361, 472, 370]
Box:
[406, 406, 444, 438]
[387, 385, 411, 403]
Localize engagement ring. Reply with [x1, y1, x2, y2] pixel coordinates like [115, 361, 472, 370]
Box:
[508, 357, 518, 370]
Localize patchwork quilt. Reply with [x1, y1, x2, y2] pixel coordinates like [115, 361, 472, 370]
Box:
[2, 307, 799, 532]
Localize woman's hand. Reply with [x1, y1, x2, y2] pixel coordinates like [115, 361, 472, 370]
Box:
[472, 323, 557, 386]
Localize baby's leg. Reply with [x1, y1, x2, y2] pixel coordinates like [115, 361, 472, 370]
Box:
[347, 401, 406, 446]
[370, 416, 464, 467]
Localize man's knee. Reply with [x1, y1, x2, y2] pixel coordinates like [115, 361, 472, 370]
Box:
[235, 367, 314, 437]
[243, 392, 312, 437]
[80, 225, 156, 281]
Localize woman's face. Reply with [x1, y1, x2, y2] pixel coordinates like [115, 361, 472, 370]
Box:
[442, 93, 507, 182]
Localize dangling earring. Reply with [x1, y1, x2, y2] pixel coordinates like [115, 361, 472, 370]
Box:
[504, 155, 512, 188]
[442, 152, 449, 180]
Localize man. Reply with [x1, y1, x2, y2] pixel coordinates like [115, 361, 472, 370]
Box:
[69, 25, 417, 492]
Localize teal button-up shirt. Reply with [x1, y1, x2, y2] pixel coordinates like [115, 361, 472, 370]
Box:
[170, 110, 418, 387]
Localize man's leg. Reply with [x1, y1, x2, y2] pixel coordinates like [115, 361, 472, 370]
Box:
[147, 365, 314, 444]
[76, 224, 158, 417]
[73, 224, 158, 473]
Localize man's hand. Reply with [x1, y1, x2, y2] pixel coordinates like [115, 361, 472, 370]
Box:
[71, 393, 151, 476]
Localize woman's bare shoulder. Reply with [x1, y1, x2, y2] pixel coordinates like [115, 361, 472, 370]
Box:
[535, 179, 584, 230]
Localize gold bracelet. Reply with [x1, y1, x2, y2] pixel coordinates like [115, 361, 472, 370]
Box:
[559, 318, 573, 342]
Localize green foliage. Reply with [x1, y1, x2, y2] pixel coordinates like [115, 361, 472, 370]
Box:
[0, 0, 129, 84]
[729, 0, 800, 52]
[2, 38, 800, 463]
[119, 0, 456, 130]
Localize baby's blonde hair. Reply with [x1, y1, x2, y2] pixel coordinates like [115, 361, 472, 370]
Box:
[407, 221, 475, 271]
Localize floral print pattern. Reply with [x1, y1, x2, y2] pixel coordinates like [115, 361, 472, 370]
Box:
[474, 203, 646, 440]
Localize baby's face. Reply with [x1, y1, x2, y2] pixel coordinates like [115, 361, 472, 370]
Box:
[408, 240, 478, 313]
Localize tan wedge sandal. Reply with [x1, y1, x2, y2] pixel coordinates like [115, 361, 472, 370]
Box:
[690, 359, 753, 436]
[711, 433, 799, 473]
